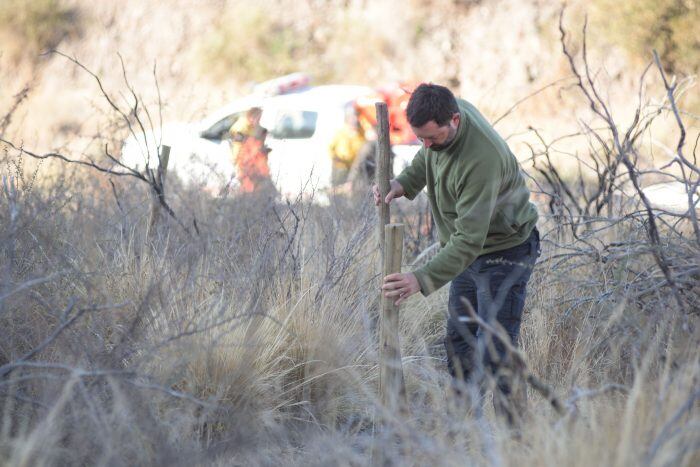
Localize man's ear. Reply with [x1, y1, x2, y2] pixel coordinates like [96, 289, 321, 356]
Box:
[452, 113, 460, 126]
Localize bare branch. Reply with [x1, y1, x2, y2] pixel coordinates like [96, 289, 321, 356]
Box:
[0, 139, 190, 234]
[492, 77, 573, 127]
[462, 305, 566, 415]
[0, 270, 69, 304]
[0, 83, 32, 135]
[0, 301, 130, 378]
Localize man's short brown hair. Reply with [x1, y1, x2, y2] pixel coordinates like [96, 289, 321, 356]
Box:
[406, 83, 459, 127]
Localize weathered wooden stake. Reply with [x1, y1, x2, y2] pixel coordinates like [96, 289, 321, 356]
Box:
[148, 145, 170, 238]
[373, 103, 407, 467]
[379, 223, 407, 412]
[375, 102, 391, 254]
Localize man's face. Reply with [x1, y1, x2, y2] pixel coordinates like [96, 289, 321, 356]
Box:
[411, 113, 460, 151]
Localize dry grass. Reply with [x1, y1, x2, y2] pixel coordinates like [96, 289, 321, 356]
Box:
[0, 150, 698, 466]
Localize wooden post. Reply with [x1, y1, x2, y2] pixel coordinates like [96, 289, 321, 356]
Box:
[379, 223, 407, 411]
[148, 145, 170, 237]
[375, 102, 405, 406]
[375, 102, 391, 254]
[373, 103, 407, 467]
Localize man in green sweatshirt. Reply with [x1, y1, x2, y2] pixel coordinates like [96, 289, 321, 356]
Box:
[373, 83, 540, 420]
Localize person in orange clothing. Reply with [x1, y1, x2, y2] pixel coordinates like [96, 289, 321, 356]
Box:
[230, 107, 262, 160]
[229, 107, 272, 193]
[236, 126, 271, 193]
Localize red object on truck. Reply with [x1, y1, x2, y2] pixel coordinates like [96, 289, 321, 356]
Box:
[354, 82, 418, 146]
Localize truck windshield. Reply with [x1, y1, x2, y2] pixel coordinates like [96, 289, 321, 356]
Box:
[200, 113, 242, 140]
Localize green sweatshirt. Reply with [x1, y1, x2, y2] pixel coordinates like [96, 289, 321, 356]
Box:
[396, 99, 538, 295]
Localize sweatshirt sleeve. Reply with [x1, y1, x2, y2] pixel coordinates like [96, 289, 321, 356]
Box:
[413, 154, 503, 295]
[395, 147, 427, 200]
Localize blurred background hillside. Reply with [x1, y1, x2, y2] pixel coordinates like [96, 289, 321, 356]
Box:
[1, 0, 697, 157]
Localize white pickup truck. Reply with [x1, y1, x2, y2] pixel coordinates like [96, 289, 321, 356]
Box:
[120, 79, 419, 201]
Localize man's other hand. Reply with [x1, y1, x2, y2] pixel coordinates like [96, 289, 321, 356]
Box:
[382, 272, 421, 306]
[372, 179, 405, 206]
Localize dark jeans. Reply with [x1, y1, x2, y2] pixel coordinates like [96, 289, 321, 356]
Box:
[445, 228, 540, 416]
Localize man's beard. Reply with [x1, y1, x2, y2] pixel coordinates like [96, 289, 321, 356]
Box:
[429, 124, 458, 151]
